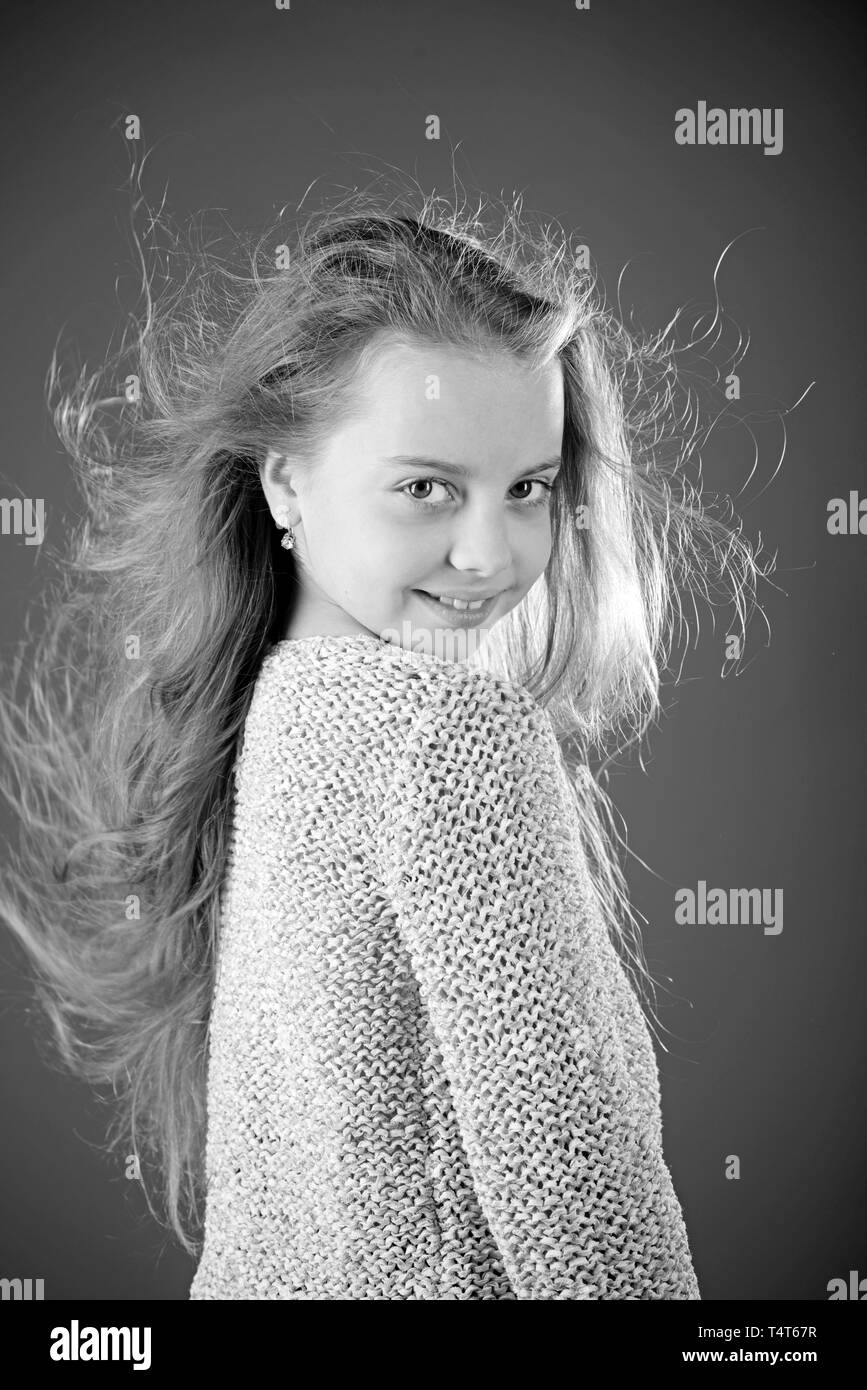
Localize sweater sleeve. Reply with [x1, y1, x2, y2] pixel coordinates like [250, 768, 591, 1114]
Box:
[377, 677, 700, 1300]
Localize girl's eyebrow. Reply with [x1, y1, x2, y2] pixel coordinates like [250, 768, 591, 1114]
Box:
[382, 454, 563, 477]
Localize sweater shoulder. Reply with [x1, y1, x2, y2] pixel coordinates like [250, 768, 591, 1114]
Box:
[233, 636, 565, 873]
[248, 634, 550, 746]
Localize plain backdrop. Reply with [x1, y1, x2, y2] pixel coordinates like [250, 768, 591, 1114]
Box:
[0, 0, 864, 1300]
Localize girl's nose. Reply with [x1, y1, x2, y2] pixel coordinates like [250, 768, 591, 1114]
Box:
[446, 508, 513, 578]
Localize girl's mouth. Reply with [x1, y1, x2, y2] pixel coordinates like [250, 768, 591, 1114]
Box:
[413, 589, 499, 623]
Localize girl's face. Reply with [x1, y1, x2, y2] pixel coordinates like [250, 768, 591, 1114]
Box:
[262, 337, 565, 652]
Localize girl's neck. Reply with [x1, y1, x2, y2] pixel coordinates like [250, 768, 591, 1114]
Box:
[280, 609, 377, 643]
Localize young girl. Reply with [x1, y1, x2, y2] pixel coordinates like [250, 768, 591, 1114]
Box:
[0, 185, 763, 1300]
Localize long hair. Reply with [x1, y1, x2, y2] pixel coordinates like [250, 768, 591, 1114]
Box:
[0, 169, 771, 1257]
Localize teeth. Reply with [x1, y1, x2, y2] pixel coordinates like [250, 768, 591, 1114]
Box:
[426, 593, 487, 610]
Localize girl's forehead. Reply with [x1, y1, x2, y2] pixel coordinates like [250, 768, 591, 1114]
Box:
[357, 342, 564, 424]
[319, 370, 564, 480]
[310, 336, 565, 470]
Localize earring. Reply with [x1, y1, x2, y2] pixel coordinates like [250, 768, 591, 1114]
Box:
[275, 510, 297, 551]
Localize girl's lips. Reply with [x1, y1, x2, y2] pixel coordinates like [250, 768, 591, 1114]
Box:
[413, 589, 499, 624]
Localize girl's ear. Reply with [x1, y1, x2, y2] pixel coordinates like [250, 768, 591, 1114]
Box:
[260, 447, 289, 500]
[260, 448, 300, 528]
[262, 447, 286, 479]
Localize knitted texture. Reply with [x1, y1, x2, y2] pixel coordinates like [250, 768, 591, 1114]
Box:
[189, 633, 701, 1300]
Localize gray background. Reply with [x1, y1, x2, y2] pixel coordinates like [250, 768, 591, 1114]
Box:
[0, 0, 863, 1299]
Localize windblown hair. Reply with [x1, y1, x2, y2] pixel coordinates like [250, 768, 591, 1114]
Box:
[0, 168, 772, 1257]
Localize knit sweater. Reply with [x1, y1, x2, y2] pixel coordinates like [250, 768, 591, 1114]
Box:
[189, 632, 700, 1300]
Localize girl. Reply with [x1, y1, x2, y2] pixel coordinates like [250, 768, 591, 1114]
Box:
[0, 184, 764, 1300]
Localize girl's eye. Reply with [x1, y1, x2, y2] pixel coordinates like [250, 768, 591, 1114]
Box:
[400, 479, 452, 506]
[509, 479, 557, 505]
[398, 478, 557, 510]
